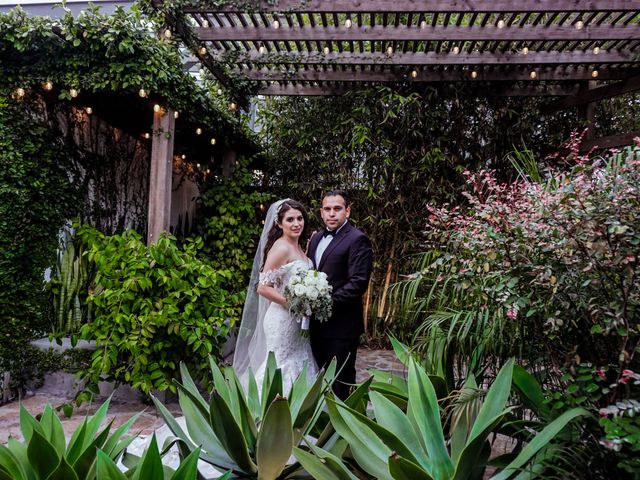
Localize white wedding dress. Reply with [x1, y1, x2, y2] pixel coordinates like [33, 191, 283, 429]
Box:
[254, 258, 319, 393]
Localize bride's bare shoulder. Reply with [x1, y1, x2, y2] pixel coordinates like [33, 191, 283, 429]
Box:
[264, 240, 294, 270]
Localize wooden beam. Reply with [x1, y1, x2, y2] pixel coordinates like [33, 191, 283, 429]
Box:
[197, 24, 640, 42]
[183, 0, 640, 14]
[213, 50, 634, 66]
[258, 84, 351, 95]
[495, 85, 580, 96]
[543, 74, 640, 112]
[579, 130, 640, 151]
[235, 66, 640, 82]
[147, 108, 175, 245]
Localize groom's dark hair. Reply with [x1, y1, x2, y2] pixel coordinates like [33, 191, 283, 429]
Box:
[322, 189, 350, 207]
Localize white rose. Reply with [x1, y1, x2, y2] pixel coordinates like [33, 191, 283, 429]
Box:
[294, 284, 306, 296]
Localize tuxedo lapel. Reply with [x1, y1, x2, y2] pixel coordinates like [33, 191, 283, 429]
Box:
[308, 231, 323, 268]
[318, 222, 352, 270]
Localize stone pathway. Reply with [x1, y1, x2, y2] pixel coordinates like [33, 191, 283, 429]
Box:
[0, 348, 404, 444]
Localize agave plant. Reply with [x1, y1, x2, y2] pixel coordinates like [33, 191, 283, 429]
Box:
[152, 354, 336, 479]
[0, 398, 138, 480]
[295, 357, 589, 480]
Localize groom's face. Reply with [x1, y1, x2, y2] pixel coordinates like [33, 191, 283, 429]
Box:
[320, 195, 350, 230]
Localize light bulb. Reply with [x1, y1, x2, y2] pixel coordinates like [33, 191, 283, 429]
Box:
[452, 46, 460, 54]
[202, 20, 209, 28]
[182, 154, 186, 160]
[228, 102, 237, 112]
[345, 18, 352, 28]
[273, 20, 280, 29]
[69, 88, 78, 98]
[210, 138, 216, 145]
[591, 69, 599, 78]
[575, 20, 584, 30]
[323, 46, 330, 55]
[471, 71, 478, 79]
[164, 29, 172, 39]
[386, 46, 393, 57]
[420, 20, 427, 29]
[43, 81, 53, 91]
[196, 127, 202, 135]
[199, 46, 207, 55]
[196, 162, 201, 168]
[86, 107, 93, 114]
[217, 88, 223, 95]
[144, 132, 150, 139]
[206, 168, 210, 174]
[410, 70, 418, 79]
[259, 45, 266, 54]
[530, 70, 537, 79]
[15, 87, 25, 98]
[593, 46, 600, 54]
[174, 111, 179, 119]
[497, 19, 505, 29]
[139, 88, 147, 98]
[153, 104, 161, 112]
[522, 46, 529, 55]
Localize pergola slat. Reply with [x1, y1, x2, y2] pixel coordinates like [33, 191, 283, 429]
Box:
[181, 1, 640, 14]
[543, 74, 640, 112]
[211, 50, 633, 65]
[237, 66, 639, 82]
[196, 24, 640, 42]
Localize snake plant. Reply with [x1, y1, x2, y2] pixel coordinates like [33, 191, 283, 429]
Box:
[152, 354, 336, 479]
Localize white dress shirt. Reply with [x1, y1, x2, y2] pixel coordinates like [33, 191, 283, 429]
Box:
[314, 220, 348, 266]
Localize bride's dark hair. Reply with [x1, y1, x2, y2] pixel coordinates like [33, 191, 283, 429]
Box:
[262, 200, 309, 268]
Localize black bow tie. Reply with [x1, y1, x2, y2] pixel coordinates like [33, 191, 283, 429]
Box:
[323, 229, 336, 238]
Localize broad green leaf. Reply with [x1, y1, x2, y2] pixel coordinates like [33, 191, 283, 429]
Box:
[293, 447, 343, 480]
[512, 365, 548, 417]
[19, 404, 42, 443]
[450, 376, 478, 465]
[96, 450, 128, 480]
[27, 429, 59, 479]
[306, 441, 360, 480]
[389, 453, 434, 480]
[40, 406, 66, 457]
[246, 368, 261, 420]
[170, 447, 201, 480]
[209, 392, 257, 474]
[65, 419, 88, 464]
[292, 369, 325, 443]
[407, 359, 454, 479]
[256, 397, 293, 480]
[0, 445, 26, 480]
[46, 456, 79, 480]
[130, 435, 164, 480]
[72, 419, 115, 479]
[491, 408, 589, 480]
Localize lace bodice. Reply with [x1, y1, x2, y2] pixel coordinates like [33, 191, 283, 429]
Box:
[258, 258, 313, 294]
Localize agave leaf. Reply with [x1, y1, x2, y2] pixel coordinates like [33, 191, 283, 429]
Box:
[0, 469, 15, 480]
[245, 368, 261, 421]
[512, 365, 548, 418]
[367, 369, 408, 393]
[84, 397, 112, 441]
[292, 370, 325, 443]
[46, 456, 79, 480]
[293, 445, 359, 480]
[177, 364, 209, 413]
[389, 453, 434, 480]
[65, 418, 88, 464]
[226, 368, 258, 448]
[209, 392, 257, 474]
[71, 419, 115, 479]
[0, 445, 27, 480]
[407, 358, 454, 479]
[19, 404, 43, 443]
[326, 398, 393, 480]
[130, 434, 164, 480]
[5, 439, 30, 480]
[450, 375, 479, 465]
[289, 363, 311, 418]
[390, 337, 413, 366]
[100, 412, 142, 458]
[209, 358, 232, 407]
[170, 447, 201, 480]
[260, 352, 279, 413]
[306, 441, 360, 480]
[27, 429, 59, 479]
[256, 397, 293, 480]
[369, 391, 429, 471]
[491, 408, 590, 480]
[96, 450, 128, 480]
[40, 405, 66, 458]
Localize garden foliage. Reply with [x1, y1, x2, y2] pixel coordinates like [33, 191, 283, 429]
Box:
[76, 225, 236, 395]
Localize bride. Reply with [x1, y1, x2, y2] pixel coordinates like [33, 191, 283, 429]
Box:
[233, 199, 319, 393]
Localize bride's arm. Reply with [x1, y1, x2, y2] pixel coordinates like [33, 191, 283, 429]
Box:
[257, 242, 289, 307]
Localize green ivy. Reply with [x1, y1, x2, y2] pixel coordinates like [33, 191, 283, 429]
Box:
[76, 225, 235, 394]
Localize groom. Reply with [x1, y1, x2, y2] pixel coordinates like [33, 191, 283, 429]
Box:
[308, 190, 373, 400]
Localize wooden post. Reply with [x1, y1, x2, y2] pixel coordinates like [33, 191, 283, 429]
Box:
[147, 107, 175, 244]
[579, 81, 597, 141]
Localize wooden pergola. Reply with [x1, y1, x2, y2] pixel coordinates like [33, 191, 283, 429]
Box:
[156, 0, 640, 147]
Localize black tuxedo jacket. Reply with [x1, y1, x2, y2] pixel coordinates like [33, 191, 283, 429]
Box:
[307, 222, 373, 339]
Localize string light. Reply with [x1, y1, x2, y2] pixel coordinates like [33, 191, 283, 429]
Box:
[163, 29, 172, 39]
[43, 81, 53, 91]
[139, 88, 147, 98]
[575, 20, 584, 30]
[199, 46, 207, 55]
[593, 46, 600, 54]
[143, 132, 150, 139]
[591, 69, 599, 78]
[530, 70, 538, 79]
[522, 46, 529, 55]
[345, 18, 352, 28]
[69, 88, 78, 98]
[217, 88, 223, 95]
[174, 111, 179, 119]
[272, 19, 280, 29]
[259, 45, 266, 54]
[228, 102, 237, 112]
[206, 168, 210, 174]
[410, 70, 418, 79]
[196, 162, 200, 168]
[420, 20, 427, 29]
[202, 19, 209, 28]
[471, 70, 478, 79]
[85, 107, 93, 114]
[452, 46, 460, 54]
[210, 138, 217, 145]
[497, 19, 505, 29]
[153, 104, 161, 113]
[181, 154, 186, 160]
[386, 46, 394, 57]
[323, 46, 330, 55]
[14, 87, 25, 98]
[196, 127, 202, 135]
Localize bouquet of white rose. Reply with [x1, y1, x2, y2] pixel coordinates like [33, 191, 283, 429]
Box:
[284, 269, 332, 336]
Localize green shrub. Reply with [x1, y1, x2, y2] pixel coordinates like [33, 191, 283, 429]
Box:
[77, 225, 235, 395]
